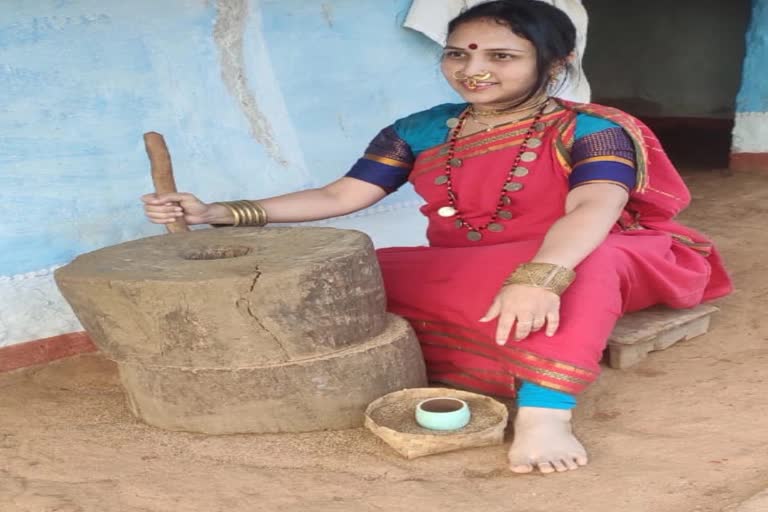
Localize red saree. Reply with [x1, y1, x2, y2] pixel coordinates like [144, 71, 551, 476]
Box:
[376, 101, 732, 398]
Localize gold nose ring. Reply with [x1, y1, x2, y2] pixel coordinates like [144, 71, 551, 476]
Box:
[453, 70, 492, 81]
[453, 70, 492, 90]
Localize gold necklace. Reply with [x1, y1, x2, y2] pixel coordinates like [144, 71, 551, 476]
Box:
[467, 115, 511, 133]
[470, 97, 550, 117]
[467, 100, 549, 132]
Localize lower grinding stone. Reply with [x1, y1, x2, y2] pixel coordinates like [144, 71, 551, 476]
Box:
[118, 314, 427, 434]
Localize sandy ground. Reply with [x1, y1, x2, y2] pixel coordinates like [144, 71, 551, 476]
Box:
[2, 170, 768, 512]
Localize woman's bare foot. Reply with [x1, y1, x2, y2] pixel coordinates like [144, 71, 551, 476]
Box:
[508, 406, 589, 474]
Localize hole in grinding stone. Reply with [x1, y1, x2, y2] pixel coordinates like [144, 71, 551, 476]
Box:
[181, 245, 252, 260]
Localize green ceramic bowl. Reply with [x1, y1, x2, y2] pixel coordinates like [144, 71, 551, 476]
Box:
[415, 397, 471, 431]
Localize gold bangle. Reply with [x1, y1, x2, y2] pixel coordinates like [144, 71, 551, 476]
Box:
[233, 201, 254, 226]
[227, 201, 244, 226]
[212, 200, 268, 227]
[239, 200, 265, 227]
[502, 262, 576, 296]
[216, 202, 241, 226]
[249, 200, 269, 226]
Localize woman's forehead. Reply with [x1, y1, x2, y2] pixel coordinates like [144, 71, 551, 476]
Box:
[446, 19, 533, 51]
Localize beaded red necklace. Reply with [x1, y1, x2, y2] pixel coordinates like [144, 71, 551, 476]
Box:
[435, 101, 549, 242]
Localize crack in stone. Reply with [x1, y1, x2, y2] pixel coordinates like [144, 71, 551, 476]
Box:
[242, 267, 289, 361]
[249, 267, 262, 292]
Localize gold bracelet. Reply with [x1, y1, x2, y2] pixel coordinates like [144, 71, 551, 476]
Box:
[212, 200, 269, 227]
[232, 201, 254, 226]
[502, 262, 576, 296]
[218, 202, 241, 226]
[249, 200, 268, 227]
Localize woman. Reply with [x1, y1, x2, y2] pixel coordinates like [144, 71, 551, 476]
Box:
[142, 0, 731, 474]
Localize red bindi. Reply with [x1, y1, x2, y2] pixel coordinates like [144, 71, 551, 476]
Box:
[468, 43, 478, 50]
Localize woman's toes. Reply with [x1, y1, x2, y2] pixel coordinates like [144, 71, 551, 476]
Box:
[509, 462, 534, 473]
[537, 461, 556, 474]
[551, 459, 569, 472]
[563, 458, 579, 470]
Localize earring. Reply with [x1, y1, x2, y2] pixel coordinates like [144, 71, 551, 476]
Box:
[547, 68, 562, 89]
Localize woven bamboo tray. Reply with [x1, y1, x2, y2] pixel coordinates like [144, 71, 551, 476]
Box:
[364, 387, 509, 459]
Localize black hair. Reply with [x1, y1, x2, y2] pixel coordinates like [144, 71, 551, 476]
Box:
[447, 0, 577, 105]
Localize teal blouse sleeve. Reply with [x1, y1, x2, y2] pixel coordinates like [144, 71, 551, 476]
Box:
[344, 103, 465, 192]
[570, 113, 637, 191]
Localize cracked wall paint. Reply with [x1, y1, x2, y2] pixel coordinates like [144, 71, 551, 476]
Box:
[213, 0, 287, 165]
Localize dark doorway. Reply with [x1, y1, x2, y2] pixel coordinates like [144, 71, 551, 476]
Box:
[582, 0, 751, 170]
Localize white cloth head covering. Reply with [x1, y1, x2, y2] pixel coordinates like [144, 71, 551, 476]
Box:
[403, 0, 591, 102]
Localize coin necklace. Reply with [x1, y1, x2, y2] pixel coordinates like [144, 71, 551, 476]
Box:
[436, 101, 549, 242]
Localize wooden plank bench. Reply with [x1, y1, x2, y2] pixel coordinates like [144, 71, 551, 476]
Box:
[605, 304, 719, 369]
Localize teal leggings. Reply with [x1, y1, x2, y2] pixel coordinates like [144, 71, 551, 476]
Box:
[517, 380, 577, 410]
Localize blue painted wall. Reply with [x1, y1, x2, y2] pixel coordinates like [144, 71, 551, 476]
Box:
[736, 0, 768, 112]
[0, 0, 463, 346]
[0, 0, 456, 277]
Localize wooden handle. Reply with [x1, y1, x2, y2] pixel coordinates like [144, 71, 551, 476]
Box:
[143, 132, 190, 233]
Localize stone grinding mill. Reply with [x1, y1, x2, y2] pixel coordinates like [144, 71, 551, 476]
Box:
[54, 133, 427, 434]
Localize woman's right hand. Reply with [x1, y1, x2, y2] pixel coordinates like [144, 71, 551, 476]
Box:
[141, 192, 217, 225]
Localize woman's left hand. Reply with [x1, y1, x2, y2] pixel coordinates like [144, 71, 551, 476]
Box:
[479, 284, 561, 345]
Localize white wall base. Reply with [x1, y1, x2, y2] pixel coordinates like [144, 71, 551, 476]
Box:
[732, 112, 768, 153]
